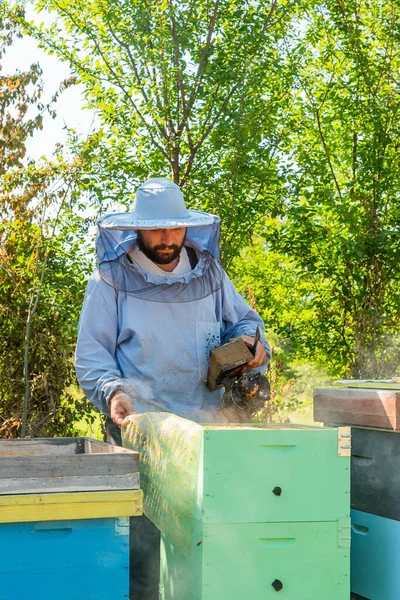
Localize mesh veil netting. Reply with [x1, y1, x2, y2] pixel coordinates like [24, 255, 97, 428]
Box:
[95, 214, 224, 303]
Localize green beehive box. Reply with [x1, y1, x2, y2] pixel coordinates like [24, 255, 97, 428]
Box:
[122, 418, 350, 599]
[160, 519, 351, 600]
[195, 425, 350, 524]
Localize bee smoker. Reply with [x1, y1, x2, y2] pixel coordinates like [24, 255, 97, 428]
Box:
[207, 327, 270, 421]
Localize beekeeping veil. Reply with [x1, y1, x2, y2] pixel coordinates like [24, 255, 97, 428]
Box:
[96, 178, 224, 302]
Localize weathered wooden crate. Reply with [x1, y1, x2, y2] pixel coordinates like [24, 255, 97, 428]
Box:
[313, 387, 400, 430]
[351, 509, 400, 600]
[0, 437, 140, 494]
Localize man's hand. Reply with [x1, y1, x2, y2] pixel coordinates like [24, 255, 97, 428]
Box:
[110, 391, 136, 426]
[240, 335, 267, 369]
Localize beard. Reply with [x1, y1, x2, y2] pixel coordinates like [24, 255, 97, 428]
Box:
[136, 230, 186, 265]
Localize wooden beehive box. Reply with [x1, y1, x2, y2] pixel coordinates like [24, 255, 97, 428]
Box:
[0, 437, 140, 495]
[313, 387, 400, 430]
[0, 437, 143, 599]
[194, 424, 350, 524]
[351, 427, 400, 520]
[155, 423, 351, 600]
[351, 508, 400, 600]
[161, 520, 350, 600]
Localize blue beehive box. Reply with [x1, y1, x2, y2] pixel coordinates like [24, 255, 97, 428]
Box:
[351, 508, 400, 600]
[0, 438, 143, 600]
[1, 516, 132, 600]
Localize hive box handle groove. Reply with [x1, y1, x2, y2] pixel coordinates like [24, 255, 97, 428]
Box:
[352, 454, 373, 464]
[352, 524, 369, 536]
[260, 445, 296, 454]
[30, 527, 73, 539]
[259, 538, 296, 548]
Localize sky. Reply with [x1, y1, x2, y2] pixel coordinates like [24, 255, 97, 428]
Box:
[2, 4, 96, 163]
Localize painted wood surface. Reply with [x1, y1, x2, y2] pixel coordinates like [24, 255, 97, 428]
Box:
[0, 453, 138, 477]
[160, 520, 350, 600]
[314, 387, 400, 430]
[123, 420, 350, 556]
[0, 489, 143, 523]
[0, 517, 130, 600]
[154, 425, 350, 599]
[83, 438, 134, 454]
[197, 426, 350, 523]
[335, 379, 400, 390]
[0, 437, 135, 456]
[0, 438, 80, 456]
[351, 427, 400, 521]
[0, 437, 140, 494]
[351, 509, 400, 600]
[0, 472, 139, 494]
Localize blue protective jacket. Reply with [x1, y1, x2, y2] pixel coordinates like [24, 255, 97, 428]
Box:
[75, 218, 270, 420]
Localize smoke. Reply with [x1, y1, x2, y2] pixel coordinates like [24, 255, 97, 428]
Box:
[350, 332, 400, 380]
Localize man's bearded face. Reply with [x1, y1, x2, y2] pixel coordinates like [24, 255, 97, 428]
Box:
[136, 228, 187, 265]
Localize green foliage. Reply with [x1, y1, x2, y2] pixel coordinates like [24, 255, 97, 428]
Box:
[233, 220, 399, 380]
[258, 343, 332, 425]
[24, 0, 302, 262]
[0, 169, 98, 437]
[231, 232, 318, 358]
[1, 0, 399, 439]
[275, 0, 400, 377]
[0, 5, 44, 173]
[231, 1, 400, 378]
[0, 6, 100, 437]
[69, 385, 105, 440]
[25, 0, 400, 377]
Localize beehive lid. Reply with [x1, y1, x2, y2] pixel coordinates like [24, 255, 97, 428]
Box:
[0, 437, 140, 495]
[314, 386, 400, 430]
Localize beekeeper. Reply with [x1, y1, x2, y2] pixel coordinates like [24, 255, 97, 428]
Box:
[75, 177, 270, 600]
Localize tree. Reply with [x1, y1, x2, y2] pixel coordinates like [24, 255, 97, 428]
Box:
[267, 0, 400, 377]
[0, 5, 97, 437]
[26, 0, 301, 262]
[17, 0, 400, 383]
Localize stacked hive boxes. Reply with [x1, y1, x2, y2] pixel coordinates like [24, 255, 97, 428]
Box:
[350, 427, 400, 600]
[123, 417, 350, 600]
[160, 424, 351, 600]
[0, 437, 142, 600]
[314, 385, 400, 600]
